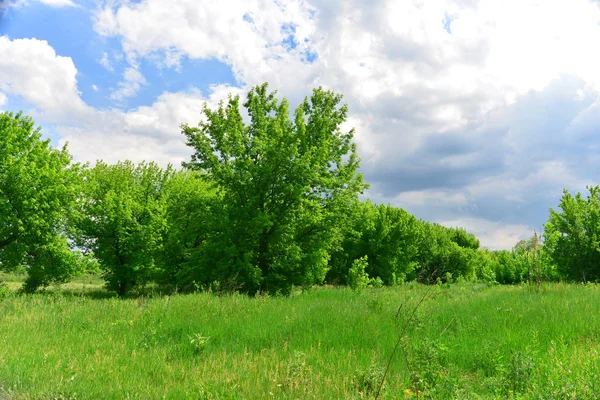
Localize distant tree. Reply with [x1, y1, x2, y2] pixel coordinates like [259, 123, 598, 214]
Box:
[544, 187, 600, 282]
[514, 233, 540, 254]
[0, 111, 83, 291]
[327, 201, 421, 285]
[182, 83, 367, 294]
[415, 223, 477, 283]
[74, 161, 170, 295]
[448, 227, 480, 250]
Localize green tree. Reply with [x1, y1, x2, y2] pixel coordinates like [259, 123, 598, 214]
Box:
[327, 201, 421, 285]
[544, 187, 600, 282]
[0, 111, 82, 291]
[155, 170, 219, 289]
[415, 223, 477, 282]
[75, 161, 170, 295]
[182, 84, 367, 294]
[448, 227, 480, 250]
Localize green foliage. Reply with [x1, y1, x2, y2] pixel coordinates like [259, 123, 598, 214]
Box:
[328, 201, 421, 285]
[155, 170, 219, 289]
[188, 333, 211, 354]
[544, 186, 600, 282]
[505, 350, 535, 394]
[74, 161, 170, 295]
[348, 256, 370, 293]
[415, 223, 478, 283]
[182, 83, 367, 294]
[0, 111, 83, 291]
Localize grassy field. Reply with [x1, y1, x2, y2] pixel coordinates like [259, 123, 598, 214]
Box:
[1, 276, 600, 399]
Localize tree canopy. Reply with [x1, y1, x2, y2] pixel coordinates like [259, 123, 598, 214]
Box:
[0, 111, 82, 291]
[544, 187, 600, 282]
[182, 84, 367, 294]
[73, 161, 171, 296]
[4, 84, 576, 295]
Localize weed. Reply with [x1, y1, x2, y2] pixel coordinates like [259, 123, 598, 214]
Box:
[356, 362, 385, 397]
[504, 350, 535, 394]
[0, 281, 11, 299]
[189, 333, 211, 354]
[281, 351, 310, 392]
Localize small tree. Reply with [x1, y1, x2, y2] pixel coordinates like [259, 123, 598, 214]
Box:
[348, 256, 370, 293]
[0, 111, 82, 291]
[182, 83, 367, 294]
[75, 161, 170, 296]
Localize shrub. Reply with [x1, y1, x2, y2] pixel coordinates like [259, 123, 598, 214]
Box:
[348, 256, 370, 293]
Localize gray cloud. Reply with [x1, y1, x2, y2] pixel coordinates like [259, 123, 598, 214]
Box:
[4, 0, 600, 249]
[366, 75, 599, 238]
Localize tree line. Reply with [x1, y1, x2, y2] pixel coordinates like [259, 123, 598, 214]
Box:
[0, 84, 592, 295]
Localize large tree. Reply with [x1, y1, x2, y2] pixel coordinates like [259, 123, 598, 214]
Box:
[182, 84, 367, 294]
[544, 186, 600, 282]
[0, 111, 82, 291]
[74, 161, 170, 295]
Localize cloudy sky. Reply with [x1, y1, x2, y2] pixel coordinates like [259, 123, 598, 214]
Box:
[1, 0, 600, 249]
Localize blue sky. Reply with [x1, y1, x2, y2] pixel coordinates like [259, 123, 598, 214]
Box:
[1, 0, 600, 249]
[0, 0, 237, 110]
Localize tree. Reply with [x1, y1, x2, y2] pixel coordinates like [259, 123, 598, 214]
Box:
[327, 201, 421, 285]
[0, 111, 82, 291]
[74, 161, 170, 295]
[544, 187, 600, 282]
[154, 169, 219, 289]
[415, 223, 477, 282]
[182, 83, 367, 294]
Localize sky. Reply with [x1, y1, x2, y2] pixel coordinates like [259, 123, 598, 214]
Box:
[1, 0, 600, 250]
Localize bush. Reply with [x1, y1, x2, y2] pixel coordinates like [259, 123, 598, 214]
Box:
[348, 256, 370, 293]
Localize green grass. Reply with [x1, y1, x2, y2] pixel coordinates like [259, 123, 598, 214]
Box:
[1, 280, 600, 399]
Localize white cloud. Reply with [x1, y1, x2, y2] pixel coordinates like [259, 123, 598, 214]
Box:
[438, 217, 535, 251]
[91, 84, 99, 92]
[110, 67, 146, 101]
[93, 0, 317, 85]
[98, 52, 113, 71]
[394, 190, 470, 209]
[58, 88, 218, 165]
[5, 1, 600, 249]
[38, 0, 76, 7]
[0, 0, 26, 13]
[0, 36, 89, 120]
[0, 92, 7, 106]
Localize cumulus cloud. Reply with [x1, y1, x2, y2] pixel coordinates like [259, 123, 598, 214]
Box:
[0, 36, 89, 120]
[0, 92, 7, 106]
[58, 86, 239, 165]
[439, 218, 535, 250]
[110, 67, 146, 101]
[92, 0, 318, 85]
[4, 0, 600, 249]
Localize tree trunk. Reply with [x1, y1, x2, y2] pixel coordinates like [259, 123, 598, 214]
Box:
[118, 280, 127, 297]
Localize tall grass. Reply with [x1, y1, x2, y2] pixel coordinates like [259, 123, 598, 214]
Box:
[0, 281, 599, 398]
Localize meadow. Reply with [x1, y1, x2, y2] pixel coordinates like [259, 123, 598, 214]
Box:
[1, 275, 599, 399]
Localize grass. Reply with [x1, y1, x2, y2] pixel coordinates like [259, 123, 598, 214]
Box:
[0, 278, 600, 399]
